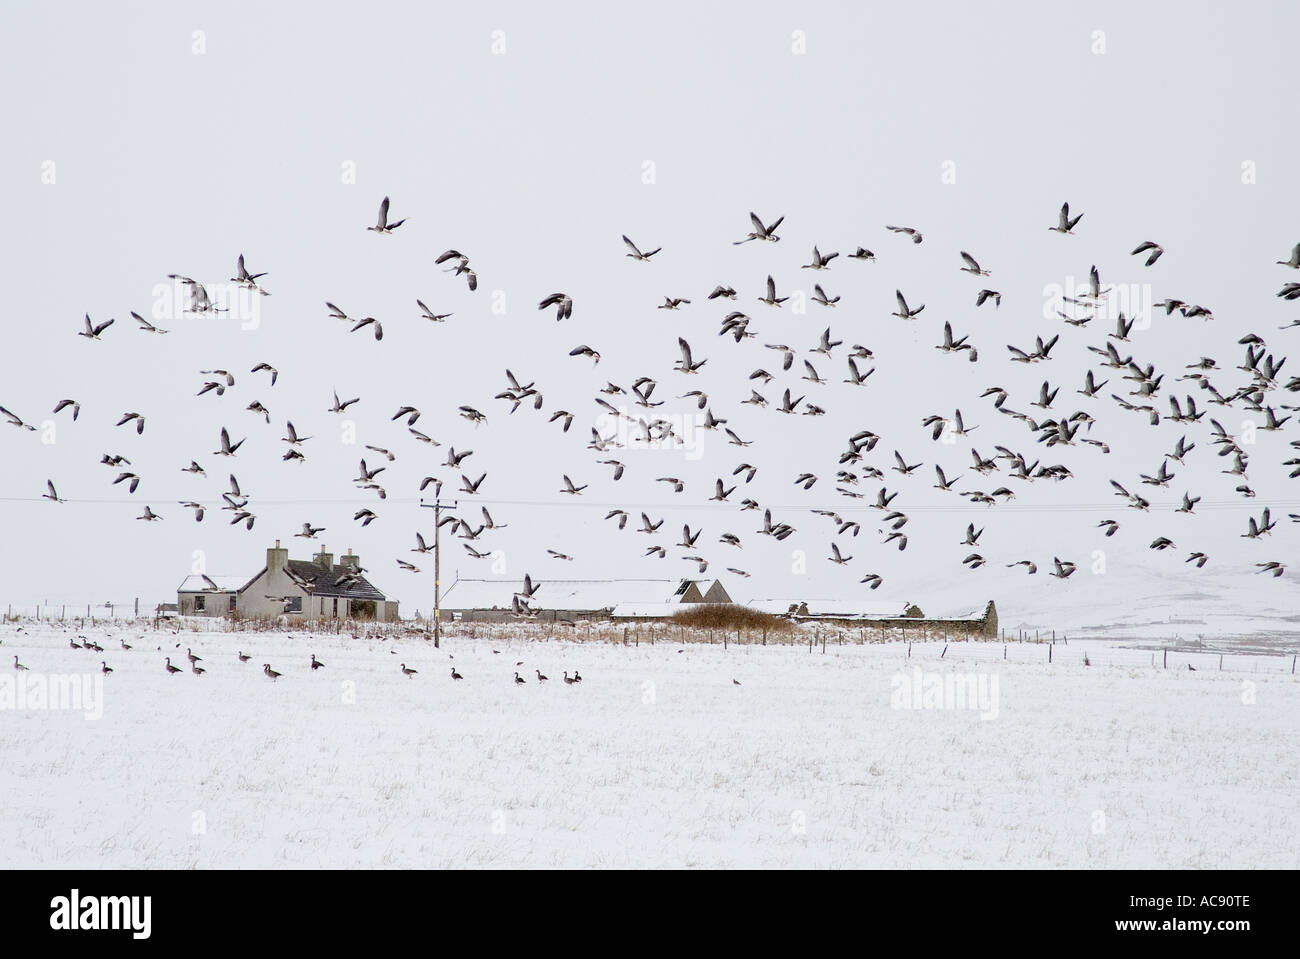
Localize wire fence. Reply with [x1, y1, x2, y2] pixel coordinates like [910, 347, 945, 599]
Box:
[5, 606, 1296, 675]
[3, 600, 155, 623]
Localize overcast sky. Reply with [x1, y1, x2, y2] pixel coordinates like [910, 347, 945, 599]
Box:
[1, 1, 1296, 623]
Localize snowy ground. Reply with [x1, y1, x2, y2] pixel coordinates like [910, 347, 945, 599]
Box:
[1, 617, 1297, 869]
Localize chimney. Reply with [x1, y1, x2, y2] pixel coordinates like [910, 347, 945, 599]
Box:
[267, 540, 289, 575]
[340, 547, 360, 569]
[314, 545, 334, 569]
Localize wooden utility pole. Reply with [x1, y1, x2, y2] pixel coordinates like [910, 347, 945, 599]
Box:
[419, 496, 457, 649]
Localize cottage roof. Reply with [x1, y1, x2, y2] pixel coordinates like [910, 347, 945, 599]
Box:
[284, 560, 387, 600]
[178, 574, 246, 593]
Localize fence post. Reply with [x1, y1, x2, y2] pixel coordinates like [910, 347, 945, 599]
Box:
[1048, 643, 1052, 663]
[1219, 654, 1223, 671]
[1163, 649, 1168, 669]
[941, 645, 947, 659]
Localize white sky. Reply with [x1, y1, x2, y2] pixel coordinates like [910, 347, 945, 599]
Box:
[1, 1, 1296, 623]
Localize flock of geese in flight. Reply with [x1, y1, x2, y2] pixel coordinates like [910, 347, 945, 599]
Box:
[4, 198, 1299, 617]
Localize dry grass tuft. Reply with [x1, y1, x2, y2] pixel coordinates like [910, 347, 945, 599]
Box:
[669, 604, 795, 633]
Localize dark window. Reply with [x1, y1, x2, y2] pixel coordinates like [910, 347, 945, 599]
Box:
[286, 596, 302, 613]
[195, 595, 205, 612]
[229, 593, 237, 611]
[333, 598, 338, 617]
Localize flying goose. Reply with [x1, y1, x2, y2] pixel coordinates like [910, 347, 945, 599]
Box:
[131, 311, 168, 334]
[367, 196, 405, 233]
[214, 427, 244, 456]
[137, 506, 162, 521]
[843, 357, 874, 385]
[0, 406, 35, 431]
[78, 314, 114, 340]
[328, 390, 360, 413]
[416, 300, 452, 322]
[811, 285, 839, 307]
[885, 225, 923, 244]
[959, 251, 990, 276]
[1049, 558, 1077, 579]
[708, 285, 737, 299]
[113, 412, 146, 435]
[538, 293, 573, 321]
[350, 316, 383, 340]
[560, 475, 587, 495]
[658, 296, 691, 310]
[42, 480, 65, 503]
[776, 391, 803, 415]
[168, 275, 226, 314]
[734, 211, 784, 244]
[802, 247, 839, 270]
[1131, 241, 1164, 266]
[230, 254, 270, 294]
[757, 275, 788, 307]
[623, 235, 661, 260]
[892, 290, 924, 319]
[1048, 202, 1083, 234]
[675, 338, 707, 373]
[1276, 242, 1300, 268]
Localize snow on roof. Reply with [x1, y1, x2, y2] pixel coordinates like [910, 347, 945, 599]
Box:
[611, 602, 691, 619]
[746, 598, 992, 620]
[746, 598, 915, 618]
[178, 574, 246, 593]
[442, 578, 679, 611]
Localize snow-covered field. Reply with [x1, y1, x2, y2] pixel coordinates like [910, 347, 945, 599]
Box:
[1, 618, 1297, 869]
